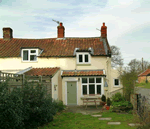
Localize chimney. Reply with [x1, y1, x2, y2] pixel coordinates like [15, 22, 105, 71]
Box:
[101, 22, 107, 38]
[57, 22, 65, 38]
[3, 27, 13, 40]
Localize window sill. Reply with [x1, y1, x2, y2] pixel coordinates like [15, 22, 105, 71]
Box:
[113, 85, 120, 87]
[77, 63, 91, 66]
[22, 61, 38, 63]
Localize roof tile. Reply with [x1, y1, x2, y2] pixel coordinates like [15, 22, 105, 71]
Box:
[0, 37, 109, 57]
[24, 67, 60, 76]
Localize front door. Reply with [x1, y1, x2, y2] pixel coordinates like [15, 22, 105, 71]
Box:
[67, 81, 77, 105]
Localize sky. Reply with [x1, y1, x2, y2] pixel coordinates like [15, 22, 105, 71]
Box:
[0, 0, 150, 67]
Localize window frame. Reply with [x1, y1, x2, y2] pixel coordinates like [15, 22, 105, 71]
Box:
[22, 49, 38, 62]
[77, 53, 90, 64]
[113, 78, 120, 87]
[81, 77, 102, 96]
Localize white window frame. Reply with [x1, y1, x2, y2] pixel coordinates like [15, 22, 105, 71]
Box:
[22, 49, 38, 62]
[81, 77, 103, 96]
[77, 53, 91, 64]
[113, 78, 120, 87]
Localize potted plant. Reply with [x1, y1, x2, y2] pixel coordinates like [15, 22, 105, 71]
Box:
[106, 97, 111, 110]
[101, 94, 106, 106]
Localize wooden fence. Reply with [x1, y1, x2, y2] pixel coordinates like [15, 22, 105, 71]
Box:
[0, 71, 52, 96]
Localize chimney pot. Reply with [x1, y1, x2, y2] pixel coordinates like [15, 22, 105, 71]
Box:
[60, 22, 62, 26]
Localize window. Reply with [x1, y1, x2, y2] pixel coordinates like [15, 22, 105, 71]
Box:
[79, 55, 83, 62]
[85, 54, 88, 62]
[77, 53, 90, 64]
[114, 79, 119, 86]
[22, 49, 38, 62]
[97, 85, 101, 94]
[82, 77, 102, 95]
[83, 85, 87, 95]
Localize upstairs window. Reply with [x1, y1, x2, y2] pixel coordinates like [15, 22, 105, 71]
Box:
[22, 49, 38, 62]
[114, 79, 120, 86]
[77, 53, 90, 64]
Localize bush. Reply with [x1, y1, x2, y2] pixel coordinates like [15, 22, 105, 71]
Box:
[111, 101, 133, 112]
[53, 99, 65, 112]
[107, 97, 111, 106]
[101, 94, 106, 102]
[111, 92, 126, 102]
[0, 79, 57, 129]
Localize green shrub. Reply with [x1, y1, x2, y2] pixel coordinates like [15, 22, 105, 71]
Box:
[111, 101, 133, 112]
[106, 97, 111, 106]
[101, 94, 106, 102]
[0, 80, 24, 129]
[111, 92, 126, 102]
[0, 79, 57, 129]
[53, 99, 65, 112]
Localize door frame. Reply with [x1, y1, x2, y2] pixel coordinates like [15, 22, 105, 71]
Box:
[65, 80, 78, 105]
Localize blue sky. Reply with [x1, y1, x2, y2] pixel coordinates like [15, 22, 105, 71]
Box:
[0, 0, 150, 67]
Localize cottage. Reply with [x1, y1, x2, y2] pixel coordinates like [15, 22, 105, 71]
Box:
[0, 22, 123, 105]
[138, 69, 150, 83]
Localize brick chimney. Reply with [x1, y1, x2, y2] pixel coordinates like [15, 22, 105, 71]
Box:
[101, 22, 107, 38]
[3, 27, 13, 40]
[57, 22, 65, 38]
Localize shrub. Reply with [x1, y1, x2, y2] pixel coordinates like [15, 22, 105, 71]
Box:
[0, 79, 57, 129]
[111, 92, 126, 102]
[101, 94, 106, 102]
[111, 101, 133, 112]
[53, 99, 65, 112]
[107, 97, 111, 106]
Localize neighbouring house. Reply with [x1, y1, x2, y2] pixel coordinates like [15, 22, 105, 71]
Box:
[138, 69, 150, 83]
[0, 22, 123, 105]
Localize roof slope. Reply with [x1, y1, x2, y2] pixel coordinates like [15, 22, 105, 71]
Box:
[138, 69, 150, 77]
[61, 69, 105, 77]
[0, 37, 111, 58]
[24, 67, 60, 77]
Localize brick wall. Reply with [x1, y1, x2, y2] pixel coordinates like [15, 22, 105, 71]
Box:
[138, 76, 150, 83]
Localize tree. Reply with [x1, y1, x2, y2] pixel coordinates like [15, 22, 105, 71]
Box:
[110, 45, 124, 68]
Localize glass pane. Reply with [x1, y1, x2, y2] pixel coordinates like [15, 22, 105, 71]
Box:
[23, 50, 28, 60]
[89, 84, 95, 94]
[97, 85, 101, 94]
[96, 78, 101, 83]
[79, 55, 82, 62]
[82, 78, 87, 83]
[30, 55, 37, 61]
[115, 79, 119, 85]
[31, 50, 36, 53]
[83, 85, 87, 95]
[85, 55, 88, 62]
[89, 78, 94, 83]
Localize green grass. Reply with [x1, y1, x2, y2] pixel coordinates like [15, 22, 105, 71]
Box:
[38, 111, 141, 129]
[135, 82, 150, 89]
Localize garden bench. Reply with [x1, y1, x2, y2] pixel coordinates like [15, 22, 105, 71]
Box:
[82, 97, 101, 109]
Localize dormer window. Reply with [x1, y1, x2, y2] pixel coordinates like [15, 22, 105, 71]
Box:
[77, 53, 90, 64]
[22, 49, 38, 62]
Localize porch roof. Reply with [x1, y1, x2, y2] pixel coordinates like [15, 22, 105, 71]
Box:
[61, 69, 106, 77]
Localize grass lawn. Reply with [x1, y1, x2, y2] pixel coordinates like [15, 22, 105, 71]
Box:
[38, 110, 141, 129]
[135, 82, 150, 89]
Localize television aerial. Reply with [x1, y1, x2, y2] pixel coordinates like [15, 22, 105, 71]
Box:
[96, 28, 100, 31]
[52, 19, 60, 24]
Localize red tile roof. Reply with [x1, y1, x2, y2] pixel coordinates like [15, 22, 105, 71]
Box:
[138, 69, 150, 77]
[0, 37, 110, 58]
[61, 70, 105, 77]
[24, 67, 60, 77]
